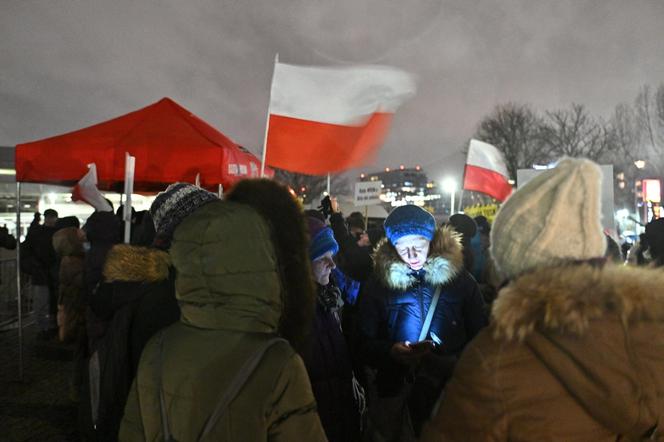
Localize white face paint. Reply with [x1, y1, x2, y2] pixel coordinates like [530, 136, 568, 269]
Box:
[312, 251, 336, 286]
[394, 235, 430, 271]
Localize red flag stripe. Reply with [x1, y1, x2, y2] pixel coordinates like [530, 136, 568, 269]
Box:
[265, 112, 392, 175]
[463, 164, 513, 202]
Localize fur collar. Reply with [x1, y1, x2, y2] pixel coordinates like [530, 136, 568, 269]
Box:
[103, 244, 170, 283]
[492, 262, 664, 341]
[374, 225, 464, 290]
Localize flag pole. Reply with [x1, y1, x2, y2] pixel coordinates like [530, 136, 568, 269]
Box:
[16, 181, 23, 381]
[123, 153, 136, 244]
[260, 53, 279, 177]
[326, 173, 331, 195]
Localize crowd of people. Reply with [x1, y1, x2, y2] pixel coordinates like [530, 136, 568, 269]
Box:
[15, 156, 664, 441]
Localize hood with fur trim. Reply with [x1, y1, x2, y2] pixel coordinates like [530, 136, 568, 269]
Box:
[490, 262, 664, 438]
[492, 262, 664, 341]
[374, 225, 464, 291]
[103, 244, 171, 283]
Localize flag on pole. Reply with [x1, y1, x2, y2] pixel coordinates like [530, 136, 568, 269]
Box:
[463, 139, 513, 202]
[72, 164, 113, 212]
[265, 62, 416, 175]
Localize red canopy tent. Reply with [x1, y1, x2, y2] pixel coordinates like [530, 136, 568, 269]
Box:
[15, 97, 271, 192]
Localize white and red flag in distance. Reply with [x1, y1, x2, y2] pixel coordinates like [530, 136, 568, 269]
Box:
[463, 139, 513, 202]
[72, 163, 113, 212]
[265, 61, 416, 175]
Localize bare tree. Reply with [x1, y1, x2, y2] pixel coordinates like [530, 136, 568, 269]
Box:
[635, 85, 659, 152]
[541, 103, 618, 161]
[609, 103, 641, 162]
[656, 84, 664, 147]
[474, 103, 551, 180]
[273, 169, 350, 204]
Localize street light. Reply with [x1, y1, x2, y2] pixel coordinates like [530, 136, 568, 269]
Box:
[634, 160, 646, 169]
[442, 178, 457, 215]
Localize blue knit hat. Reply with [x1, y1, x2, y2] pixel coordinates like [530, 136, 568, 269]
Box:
[384, 205, 436, 245]
[307, 217, 339, 261]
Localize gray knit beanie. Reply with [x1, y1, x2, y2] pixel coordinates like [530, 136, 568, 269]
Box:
[150, 183, 219, 237]
[490, 158, 606, 279]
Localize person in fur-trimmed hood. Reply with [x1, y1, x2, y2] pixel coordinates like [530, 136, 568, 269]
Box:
[421, 158, 664, 442]
[358, 204, 487, 440]
[120, 179, 326, 441]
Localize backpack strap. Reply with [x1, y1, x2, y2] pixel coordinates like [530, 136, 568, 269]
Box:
[197, 338, 288, 441]
[157, 330, 177, 442]
[418, 286, 442, 342]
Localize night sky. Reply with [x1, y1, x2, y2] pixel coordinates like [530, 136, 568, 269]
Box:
[2, 0, 663, 182]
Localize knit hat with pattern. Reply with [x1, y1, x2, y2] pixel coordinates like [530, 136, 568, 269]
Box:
[490, 157, 606, 279]
[150, 183, 219, 237]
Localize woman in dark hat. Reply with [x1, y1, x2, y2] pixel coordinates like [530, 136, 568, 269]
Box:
[358, 204, 487, 440]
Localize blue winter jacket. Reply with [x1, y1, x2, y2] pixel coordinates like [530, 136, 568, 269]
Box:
[358, 226, 488, 395]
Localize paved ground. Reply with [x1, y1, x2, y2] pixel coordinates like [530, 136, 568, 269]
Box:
[0, 319, 79, 442]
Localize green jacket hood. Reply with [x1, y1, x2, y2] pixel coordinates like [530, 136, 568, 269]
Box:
[169, 201, 282, 333]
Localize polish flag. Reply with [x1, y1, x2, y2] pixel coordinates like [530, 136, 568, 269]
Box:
[265, 62, 416, 175]
[463, 139, 513, 202]
[72, 164, 113, 212]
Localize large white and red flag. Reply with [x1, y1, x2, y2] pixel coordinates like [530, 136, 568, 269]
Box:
[463, 139, 513, 202]
[72, 163, 113, 212]
[264, 61, 416, 175]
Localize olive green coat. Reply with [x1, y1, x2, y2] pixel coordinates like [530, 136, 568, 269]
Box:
[120, 202, 326, 441]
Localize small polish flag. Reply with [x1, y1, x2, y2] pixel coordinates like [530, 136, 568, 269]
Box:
[72, 164, 113, 212]
[265, 61, 416, 175]
[463, 139, 513, 202]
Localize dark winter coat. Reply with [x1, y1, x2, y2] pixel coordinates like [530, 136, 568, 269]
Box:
[330, 212, 373, 282]
[303, 284, 361, 442]
[84, 211, 122, 349]
[0, 226, 16, 250]
[358, 226, 487, 396]
[83, 211, 122, 296]
[120, 201, 326, 441]
[85, 244, 178, 441]
[422, 262, 664, 442]
[21, 223, 57, 285]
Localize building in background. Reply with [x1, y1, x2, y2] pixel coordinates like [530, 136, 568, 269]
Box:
[358, 165, 446, 215]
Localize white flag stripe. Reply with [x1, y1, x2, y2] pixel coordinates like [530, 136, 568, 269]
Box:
[77, 164, 112, 212]
[467, 139, 509, 177]
[270, 62, 416, 125]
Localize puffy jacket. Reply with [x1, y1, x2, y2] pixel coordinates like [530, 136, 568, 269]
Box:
[119, 201, 327, 441]
[422, 262, 664, 442]
[359, 226, 487, 393]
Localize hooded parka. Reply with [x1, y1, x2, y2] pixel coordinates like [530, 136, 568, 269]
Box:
[359, 226, 487, 394]
[119, 201, 326, 441]
[422, 262, 664, 442]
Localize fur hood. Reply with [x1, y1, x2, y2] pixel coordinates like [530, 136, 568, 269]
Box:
[374, 225, 464, 291]
[103, 244, 170, 283]
[493, 262, 664, 341]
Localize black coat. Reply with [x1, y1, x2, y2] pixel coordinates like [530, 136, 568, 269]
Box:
[329, 212, 373, 282]
[83, 244, 179, 442]
[302, 284, 361, 442]
[21, 223, 57, 285]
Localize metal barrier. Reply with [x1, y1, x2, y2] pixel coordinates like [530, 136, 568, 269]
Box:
[0, 255, 32, 330]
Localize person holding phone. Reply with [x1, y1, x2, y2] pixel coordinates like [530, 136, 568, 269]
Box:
[358, 204, 487, 441]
